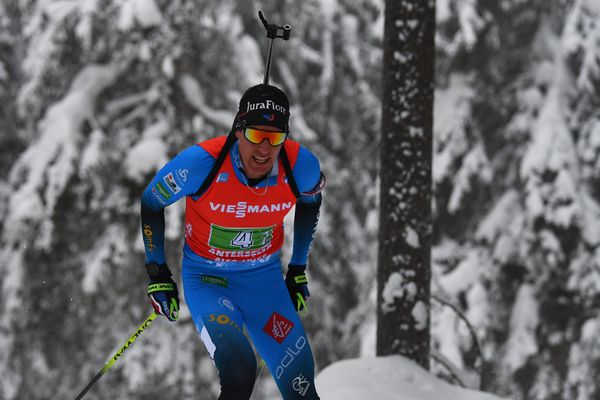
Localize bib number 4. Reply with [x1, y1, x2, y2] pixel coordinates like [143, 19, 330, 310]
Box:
[231, 231, 253, 248]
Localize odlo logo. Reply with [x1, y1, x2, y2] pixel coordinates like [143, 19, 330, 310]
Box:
[292, 373, 310, 397]
[275, 336, 307, 379]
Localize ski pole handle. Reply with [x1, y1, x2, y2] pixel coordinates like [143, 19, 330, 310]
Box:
[258, 10, 292, 85]
[73, 312, 158, 400]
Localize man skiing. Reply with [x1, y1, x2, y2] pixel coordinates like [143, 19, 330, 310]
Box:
[140, 83, 324, 399]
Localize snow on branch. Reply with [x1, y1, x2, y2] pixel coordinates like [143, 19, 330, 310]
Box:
[117, 0, 163, 31]
[7, 65, 118, 243]
[562, 0, 600, 92]
[447, 143, 492, 214]
[520, 83, 581, 228]
[433, 74, 473, 185]
[504, 283, 540, 372]
[178, 74, 234, 130]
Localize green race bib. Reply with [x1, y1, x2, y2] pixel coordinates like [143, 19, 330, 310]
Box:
[208, 224, 275, 251]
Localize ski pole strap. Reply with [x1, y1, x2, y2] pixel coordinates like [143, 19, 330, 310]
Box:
[296, 293, 308, 317]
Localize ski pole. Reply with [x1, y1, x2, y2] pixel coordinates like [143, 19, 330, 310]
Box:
[258, 10, 291, 85]
[73, 312, 158, 400]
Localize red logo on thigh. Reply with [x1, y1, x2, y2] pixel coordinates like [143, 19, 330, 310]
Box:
[263, 312, 294, 344]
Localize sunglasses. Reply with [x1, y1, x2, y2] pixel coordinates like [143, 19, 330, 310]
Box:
[243, 128, 288, 147]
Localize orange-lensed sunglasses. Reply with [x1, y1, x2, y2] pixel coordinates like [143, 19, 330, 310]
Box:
[244, 128, 288, 147]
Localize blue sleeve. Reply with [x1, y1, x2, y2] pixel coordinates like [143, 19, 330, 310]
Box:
[141, 145, 215, 264]
[293, 146, 324, 204]
[289, 146, 324, 266]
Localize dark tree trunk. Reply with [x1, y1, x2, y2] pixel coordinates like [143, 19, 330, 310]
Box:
[376, 0, 435, 369]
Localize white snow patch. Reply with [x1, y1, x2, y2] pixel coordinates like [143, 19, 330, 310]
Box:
[582, 0, 600, 13]
[520, 86, 575, 177]
[79, 129, 105, 176]
[466, 281, 489, 329]
[165, 200, 184, 241]
[342, 15, 364, 77]
[447, 144, 492, 214]
[476, 190, 521, 242]
[456, 0, 485, 49]
[235, 35, 263, 87]
[433, 74, 473, 184]
[437, 0, 451, 22]
[81, 225, 127, 293]
[74, 0, 98, 49]
[359, 310, 377, 357]
[161, 56, 175, 79]
[319, 0, 339, 20]
[123, 118, 171, 183]
[504, 284, 539, 371]
[439, 249, 480, 297]
[580, 188, 600, 245]
[411, 301, 428, 330]
[433, 305, 465, 369]
[179, 74, 234, 129]
[316, 356, 509, 400]
[118, 0, 162, 31]
[405, 226, 420, 248]
[0, 61, 7, 81]
[320, 30, 334, 97]
[8, 64, 118, 229]
[381, 272, 417, 313]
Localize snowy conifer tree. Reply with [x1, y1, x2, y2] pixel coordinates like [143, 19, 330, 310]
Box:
[432, 0, 600, 398]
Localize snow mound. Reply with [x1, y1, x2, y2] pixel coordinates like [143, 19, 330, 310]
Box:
[316, 356, 510, 400]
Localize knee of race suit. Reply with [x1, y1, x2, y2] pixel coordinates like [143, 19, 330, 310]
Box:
[211, 326, 257, 400]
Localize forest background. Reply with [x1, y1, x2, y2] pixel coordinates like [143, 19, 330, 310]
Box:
[1, 1, 600, 399]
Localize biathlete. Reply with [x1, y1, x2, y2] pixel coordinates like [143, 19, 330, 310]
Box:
[140, 83, 324, 399]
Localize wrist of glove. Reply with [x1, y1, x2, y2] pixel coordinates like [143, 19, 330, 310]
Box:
[285, 264, 310, 314]
[145, 263, 180, 322]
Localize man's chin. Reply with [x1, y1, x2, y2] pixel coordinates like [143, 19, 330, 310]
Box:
[246, 162, 273, 179]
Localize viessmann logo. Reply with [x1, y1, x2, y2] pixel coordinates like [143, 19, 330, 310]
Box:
[209, 201, 293, 218]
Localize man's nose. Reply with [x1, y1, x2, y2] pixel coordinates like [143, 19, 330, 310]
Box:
[256, 139, 271, 151]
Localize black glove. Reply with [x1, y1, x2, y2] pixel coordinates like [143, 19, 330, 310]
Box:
[285, 264, 310, 314]
[145, 263, 180, 322]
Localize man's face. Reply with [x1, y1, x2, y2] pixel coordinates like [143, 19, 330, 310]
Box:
[235, 126, 285, 179]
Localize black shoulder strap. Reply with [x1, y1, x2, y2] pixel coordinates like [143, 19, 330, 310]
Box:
[192, 131, 237, 197]
[280, 145, 301, 199]
[193, 132, 301, 199]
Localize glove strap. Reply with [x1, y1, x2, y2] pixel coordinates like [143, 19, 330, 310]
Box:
[148, 282, 176, 294]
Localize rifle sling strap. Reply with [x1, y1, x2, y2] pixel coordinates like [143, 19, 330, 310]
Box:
[192, 134, 300, 199]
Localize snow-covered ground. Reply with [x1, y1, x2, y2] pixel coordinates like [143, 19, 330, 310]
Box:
[315, 356, 510, 400]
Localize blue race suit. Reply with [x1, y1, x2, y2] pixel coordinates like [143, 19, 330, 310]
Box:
[141, 137, 323, 400]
